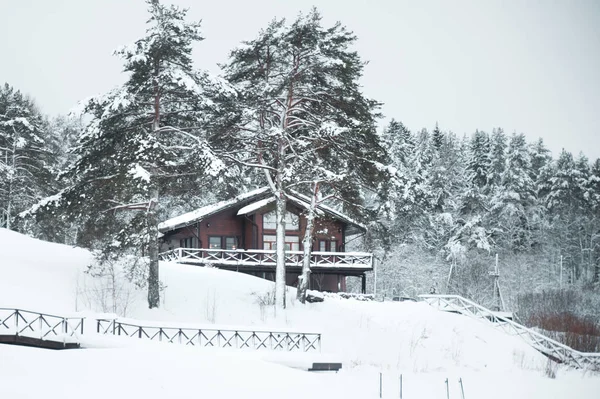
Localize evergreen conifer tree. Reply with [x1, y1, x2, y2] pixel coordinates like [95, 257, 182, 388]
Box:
[34, 0, 229, 308]
[0, 83, 53, 231]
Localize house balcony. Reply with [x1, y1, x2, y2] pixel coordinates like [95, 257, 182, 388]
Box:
[159, 248, 373, 275]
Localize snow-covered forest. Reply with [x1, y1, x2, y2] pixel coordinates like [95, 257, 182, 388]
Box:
[1, 1, 599, 342]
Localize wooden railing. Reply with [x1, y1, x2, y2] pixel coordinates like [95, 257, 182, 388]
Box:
[420, 295, 600, 371]
[0, 308, 84, 340]
[159, 248, 373, 270]
[96, 319, 321, 352]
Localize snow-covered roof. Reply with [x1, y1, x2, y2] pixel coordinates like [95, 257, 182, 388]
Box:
[236, 197, 275, 216]
[159, 187, 367, 233]
[288, 190, 367, 233]
[158, 187, 270, 232]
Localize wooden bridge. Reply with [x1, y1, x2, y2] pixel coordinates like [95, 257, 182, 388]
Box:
[159, 248, 373, 273]
[96, 318, 322, 352]
[0, 308, 84, 350]
[420, 294, 600, 371]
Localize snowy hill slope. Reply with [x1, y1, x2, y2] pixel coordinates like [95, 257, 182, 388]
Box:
[1, 228, 600, 399]
[0, 228, 92, 313]
[0, 228, 544, 372]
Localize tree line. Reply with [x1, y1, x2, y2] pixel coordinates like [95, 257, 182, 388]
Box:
[374, 121, 600, 309]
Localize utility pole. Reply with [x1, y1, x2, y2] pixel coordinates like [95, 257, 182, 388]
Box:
[559, 255, 563, 288]
[489, 254, 505, 311]
[373, 257, 377, 298]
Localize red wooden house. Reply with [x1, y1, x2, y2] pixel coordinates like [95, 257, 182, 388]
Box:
[158, 187, 373, 293]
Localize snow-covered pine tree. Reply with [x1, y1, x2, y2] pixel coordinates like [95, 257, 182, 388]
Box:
[19, 115, 85, 243]
[589, 159, 600, 215]
[219, 9, 382, 309]
[0, 83, 53, 231]
[432, 122, 443, 151]
[459, 130, 492, 223]
[383, 119, 413, 170]
[491, 133, 535, 251]
[35, 0, 229, 308]
[467, 129, 492, 190]
[546, 149, 579, 212]
[589, 159, 600, 283]
[489, 127, 507, 188]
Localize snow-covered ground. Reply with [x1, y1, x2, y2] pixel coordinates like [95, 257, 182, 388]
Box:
[1, 228, 599, 398]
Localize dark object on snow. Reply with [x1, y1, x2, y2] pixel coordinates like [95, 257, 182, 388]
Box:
[391, 296, 417, 302]
[306, 293, 325, 303]
[309, 362, 342, 372]
[0, 334, 80, 350]
[329, 292, 374, 301]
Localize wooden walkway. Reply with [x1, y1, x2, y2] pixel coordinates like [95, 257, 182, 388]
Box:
[420, 294, 600, 371]
[0, 334, 80, 349]
[0, 308, 84, 350]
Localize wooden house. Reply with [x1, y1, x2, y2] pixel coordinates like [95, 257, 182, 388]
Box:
[158, 187, 373, 293]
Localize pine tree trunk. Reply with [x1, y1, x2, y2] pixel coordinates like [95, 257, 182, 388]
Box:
[274, 185, 287, 311]
[147, 186, 160, 308]
[297, 182, 319, 304]
[147, 57, 161, 309]
[6, 136, 16, 230]
[594, 249, 600, 284]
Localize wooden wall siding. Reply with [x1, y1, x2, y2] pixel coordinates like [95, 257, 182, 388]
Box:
[200, 209, 245, 249]
[243, 214, 255, 249]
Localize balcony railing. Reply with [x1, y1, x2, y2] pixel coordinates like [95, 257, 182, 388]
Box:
[159, 248, 373, 270]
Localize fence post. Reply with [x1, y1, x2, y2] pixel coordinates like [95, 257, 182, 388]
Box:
[379, 372, 382, 398]
[445, 378, 450, 399]
[400, 374, 402, 399]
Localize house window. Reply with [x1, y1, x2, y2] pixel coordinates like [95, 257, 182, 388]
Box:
[225, 237, 237, 250]
[330, 240, 337, 252]
[262, 210, 299, 231]
[317, 240, 337, 252]
[209, 236, 222, 249]
[180, 237, 197, 248]
[263, 235, 276, 250]
[263, 234, 300, 251]
[318, 240, 326, 252]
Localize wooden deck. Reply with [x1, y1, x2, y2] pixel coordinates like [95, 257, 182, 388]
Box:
[0, 308, 84, 351]
[0, 334, 80, 350]
[159, 248, 373, 275]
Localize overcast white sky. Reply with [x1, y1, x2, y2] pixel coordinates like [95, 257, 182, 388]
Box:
[1, 0, 599, 160]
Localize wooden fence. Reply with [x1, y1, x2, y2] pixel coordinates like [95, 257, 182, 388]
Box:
[96, 318, 321, 352]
